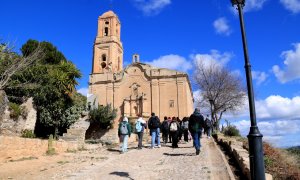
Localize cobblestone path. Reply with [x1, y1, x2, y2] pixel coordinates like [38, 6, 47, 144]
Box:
[67, 137, 235, 180]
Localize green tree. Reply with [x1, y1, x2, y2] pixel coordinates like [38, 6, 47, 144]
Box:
[3, 40, 84, 138]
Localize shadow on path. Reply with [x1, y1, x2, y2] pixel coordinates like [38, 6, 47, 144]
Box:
[163, 152, 195, 156]
[109, 171, 134, 180]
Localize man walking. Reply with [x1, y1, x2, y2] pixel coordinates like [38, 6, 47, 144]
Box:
[189, 108, 205, 155]
[205, 115, 212, 138]
[118, 116, 131, 153]
[148, 112, 161, 148]
[135, 115, 147, 149]
[161, 116, 169, 145]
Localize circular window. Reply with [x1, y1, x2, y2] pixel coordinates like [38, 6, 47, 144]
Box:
[101, 62, 107, 69]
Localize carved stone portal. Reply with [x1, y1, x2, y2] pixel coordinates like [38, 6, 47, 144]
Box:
[123, 83, 149, 117]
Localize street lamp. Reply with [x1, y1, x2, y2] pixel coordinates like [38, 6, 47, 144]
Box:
[231, 0, 266, 179]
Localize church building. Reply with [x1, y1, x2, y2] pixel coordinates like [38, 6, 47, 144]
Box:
[89, 10, 194, 125]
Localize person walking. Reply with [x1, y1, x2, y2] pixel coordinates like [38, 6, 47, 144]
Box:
[167, 117, 172, 143]
[177, 117, 183, 142]
[161, 116, 169, 145]
[205, 115, 212, 138]
[189, 108, 205, 155]
[135, 115, 147, 149]
[148, 112, 161, 148]
[181, 117, 189, 143]
[169, 117, 180, 148]
[118, 116, 131, 154]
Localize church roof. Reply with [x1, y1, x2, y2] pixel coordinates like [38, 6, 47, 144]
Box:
[101, 10, 117, 18]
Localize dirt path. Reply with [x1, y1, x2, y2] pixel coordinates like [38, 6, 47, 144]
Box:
[0, 137, 235, 180]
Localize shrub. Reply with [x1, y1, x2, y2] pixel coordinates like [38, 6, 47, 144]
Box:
[89, 104, 117, 129]
[46, 134, 56, 155]
[21, 129, 36, 138]
[9, 102, 21, 120]
[223, 125, 240, 137]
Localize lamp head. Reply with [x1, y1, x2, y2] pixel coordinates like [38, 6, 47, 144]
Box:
[231, 0, 245, 6]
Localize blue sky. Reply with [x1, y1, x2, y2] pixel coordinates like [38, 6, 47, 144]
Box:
[1, 0, 300, 147]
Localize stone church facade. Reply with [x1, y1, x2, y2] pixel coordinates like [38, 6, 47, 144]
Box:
[89, 11, 194, 125]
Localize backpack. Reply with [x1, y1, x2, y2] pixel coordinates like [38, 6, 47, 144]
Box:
[135, 121, 142, 133]
[162, 121, 169, 131]
[206, 119, 212, 128]
[182, 121, 189, 130]
[150, 116, 160, 129]
[120, 122, 128, 135]
[170, 122, 178, 132]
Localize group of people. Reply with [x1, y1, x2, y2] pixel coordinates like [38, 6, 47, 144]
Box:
[118, 108, 213, 155]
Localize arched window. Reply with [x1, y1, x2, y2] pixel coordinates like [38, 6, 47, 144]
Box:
[101, 62, 107, 69]
[102, 54, 106, 61]
[104, 27, 108, 36]
[105, 21, 109, 25]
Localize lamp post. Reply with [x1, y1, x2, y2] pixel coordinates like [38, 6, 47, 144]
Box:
[231, 0, 266, 179]
[209, 99, 214, 131]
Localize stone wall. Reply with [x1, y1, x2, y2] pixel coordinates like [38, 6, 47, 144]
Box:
[0, 136, 78, 162]
[215, 134, 273, 180]
[0, 98, 36, 136]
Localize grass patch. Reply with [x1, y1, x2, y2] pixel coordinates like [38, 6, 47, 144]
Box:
[66, 149, 77, 153]
[9, 156, 38, 162]
[57, 160, 69, 164]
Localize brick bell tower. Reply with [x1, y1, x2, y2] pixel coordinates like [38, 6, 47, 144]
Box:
[92, 10, 123, 74]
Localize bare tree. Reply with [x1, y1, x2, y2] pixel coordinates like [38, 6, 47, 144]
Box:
[194, 60, 246, 131]
[0, 43, 44, 90]
[0, 43, 44, 117]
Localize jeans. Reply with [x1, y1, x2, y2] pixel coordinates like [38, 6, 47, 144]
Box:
[137, 132, 144, 148]
[151, 128, 161, 147]
[192, 130, 202, 151]
[121, 135, 129, 152]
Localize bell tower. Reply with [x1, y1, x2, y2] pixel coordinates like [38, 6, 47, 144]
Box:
[92, 10, 123, 73]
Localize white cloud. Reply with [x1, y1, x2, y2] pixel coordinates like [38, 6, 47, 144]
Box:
[132, 0, 171, 16]
[191, 50, 233, 69]
[230, 0, 268, 13]
[252, 71, 268, 85]
[280, 0, 300, 13]
[255, 95, 300, 120]
[77, 87, 89, 97]
[213, 17, 232, 36]
[145, 54, 192, 72]
[272, 43, 300, 83]
[233, 119, 300, 147]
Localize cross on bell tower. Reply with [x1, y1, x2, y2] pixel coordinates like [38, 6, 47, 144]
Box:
[92, 10, 123, 73]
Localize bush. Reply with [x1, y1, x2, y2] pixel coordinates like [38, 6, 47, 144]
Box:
[223, 125, 240, 137]
[9, 102, 21, 120]
[89, 104, 117, 129]
[21, 129, 36, 138]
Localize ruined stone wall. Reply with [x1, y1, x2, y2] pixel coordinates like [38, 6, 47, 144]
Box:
[215, 134, 273, 180]
[0, 98, 36, 136]
[0, 136, 78, 162]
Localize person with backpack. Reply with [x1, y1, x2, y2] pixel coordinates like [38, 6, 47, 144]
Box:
[161, 116, 169, 145]
[181, 117, 189, 143]
[148, 112, 161, 148]
[169, 116, 180, 148]
[135, 114, 147, 149]
[118, 116, 131, 153]
[189, 108, 205, 155]
[205, 115, 212, 138]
